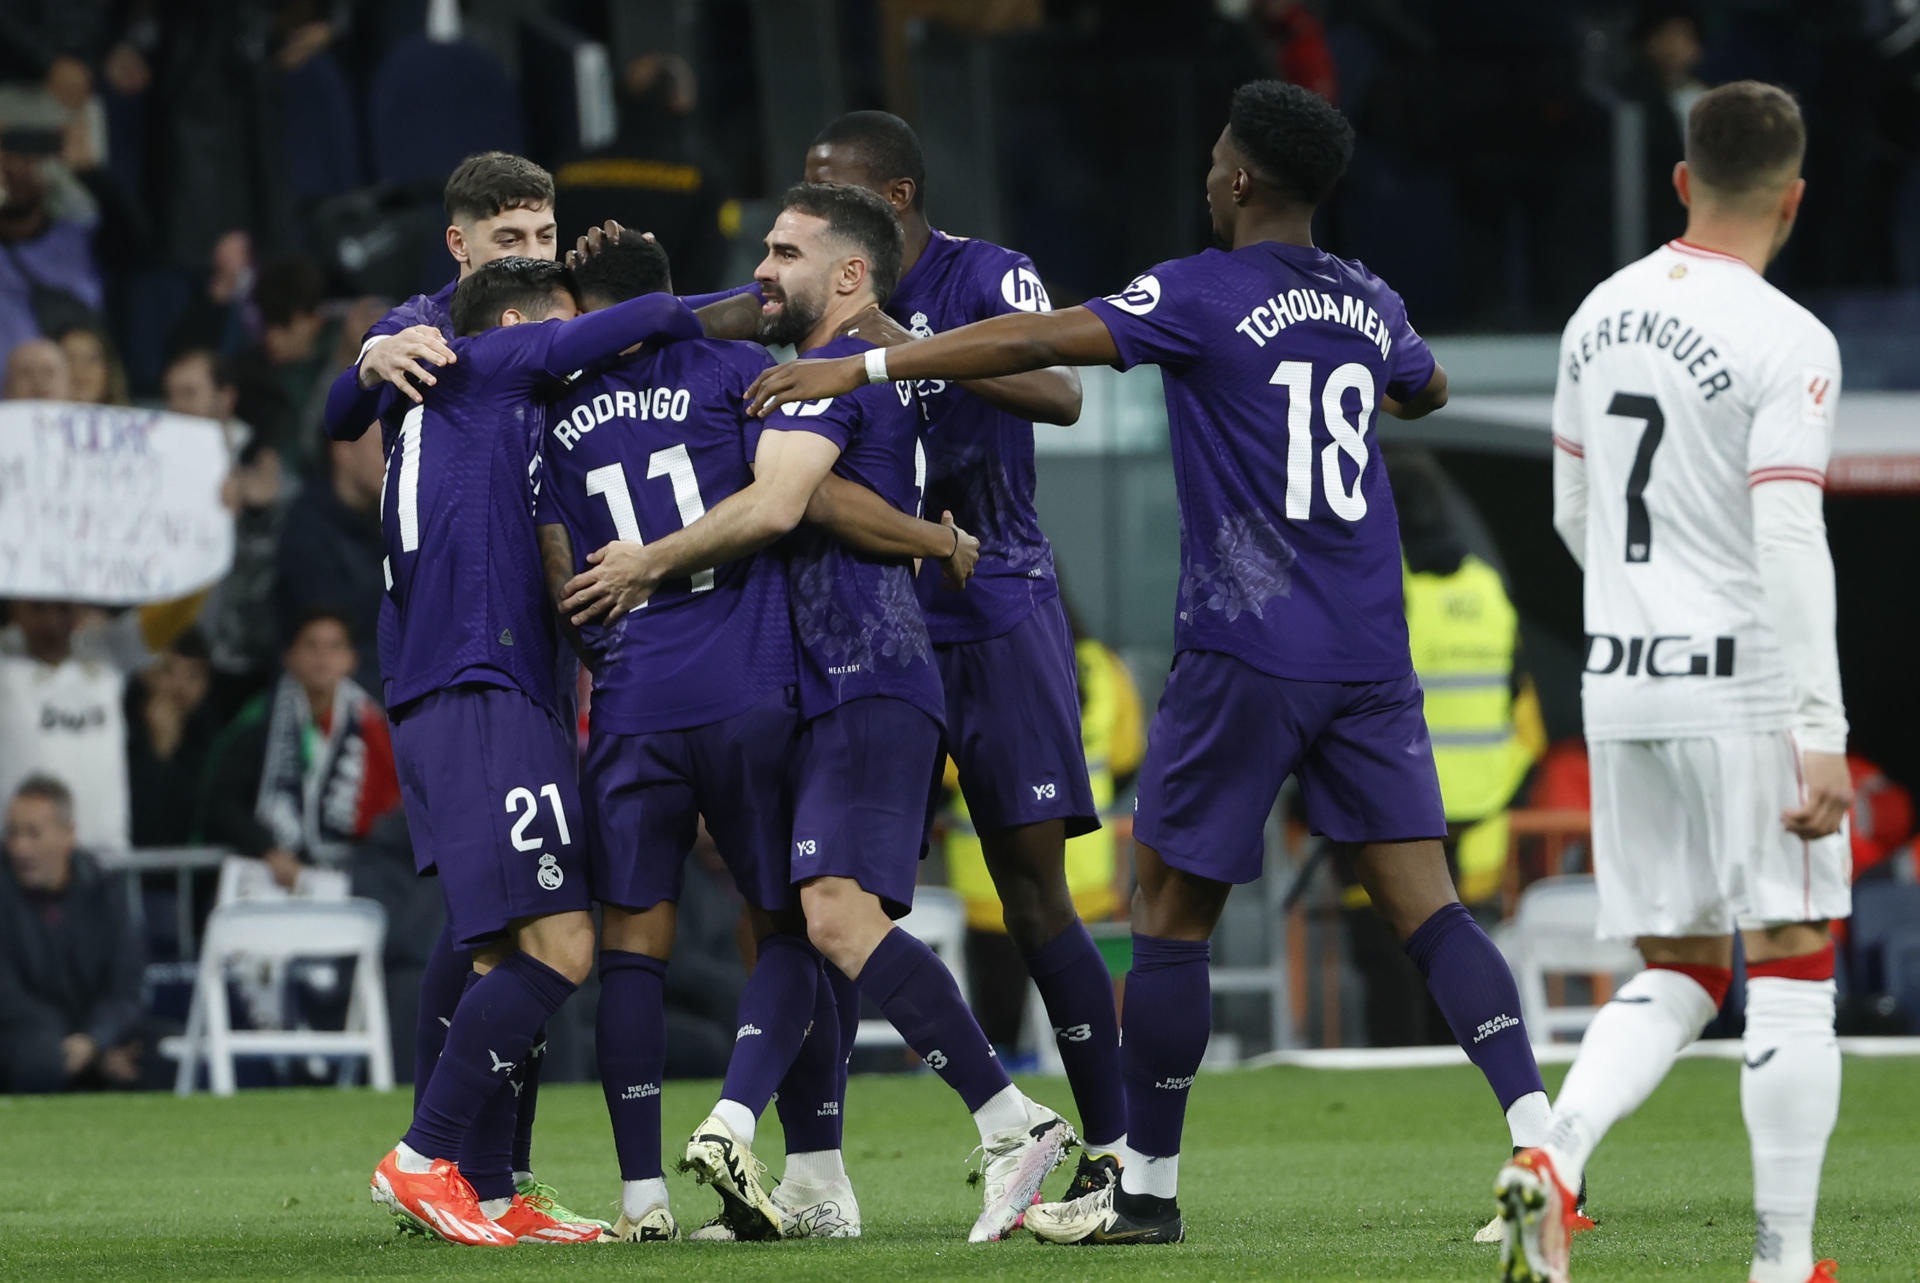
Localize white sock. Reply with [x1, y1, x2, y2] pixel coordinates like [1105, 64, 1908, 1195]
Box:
[712, 1098, 757, 1147]
[1083, 1132, 1127, 1162]
[1506, 1091, 1553, 1150]
[1120, 1152, 1179, 1200]
[1544, 966, 1719, 1190]
[480, 1195, 512, 1219]
[782, 1149, 848, 1188]
[394, 1141, 434, 1175]
[1742, 975, 1839, 1283]
[513, 1169, 534, 1189]
[621, 1176, 670, 1219]
[971, 1084, 1030, 1141]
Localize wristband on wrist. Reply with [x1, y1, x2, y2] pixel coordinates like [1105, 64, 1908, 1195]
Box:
[863, 346, 890, 384]
[950, 524, 961, 558]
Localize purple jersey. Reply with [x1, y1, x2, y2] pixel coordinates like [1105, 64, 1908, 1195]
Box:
[539, 336, 796, 735]
[1081, 243, 1436, 682]
[891, 231, 1059, 644]
[753, 334, 943, 726]
[378, 294, 702, 715]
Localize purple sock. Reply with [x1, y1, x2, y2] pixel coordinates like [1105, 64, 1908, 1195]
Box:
[721, 933, 821, 1116]
[859, 927, 1010, 1112]
[774, 959, 845, 1152]
[1403, 902, 1545, 1110]
[1121, 935, 1211, 1158]
[403, 951, 576, 1161]
[597, 950, 668, 1181]
[510, 1027, 544, 1176]
[447, 969, 515, 1201]
[412, 923, 469, 1108]
[1025, 921, 1126, 1147]
[829, 961, 858, 1107]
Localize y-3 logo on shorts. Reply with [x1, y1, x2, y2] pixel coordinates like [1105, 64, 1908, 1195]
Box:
[1055, 1024, 1092, 1043]
[536, 853, 564, 891]
[1031, 783, 1057, 801]
[795, 839, 818, 858]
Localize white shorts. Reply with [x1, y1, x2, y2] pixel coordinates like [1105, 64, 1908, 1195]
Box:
[1588, 732, 1851, 940]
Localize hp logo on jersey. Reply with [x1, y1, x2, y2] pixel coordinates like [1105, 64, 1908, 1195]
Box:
[536, 853, 565, 891]
[1000, 267, 1053, 314]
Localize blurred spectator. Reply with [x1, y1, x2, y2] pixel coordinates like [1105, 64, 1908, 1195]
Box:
[0, 124, 103, 358]
[275, 427, 386, 695]
[553, 53, 732, 295]
[2, 337, 72, 400]
[197, 608, 399, 888]
[51, 319, 129, 405]
[232, 256, 334, 473]
[0, 601, 130, 852]
[0, 774, 149, 1094]
[162, 345, 251, 444]
[1621, 0, 1708, 251]
[125, 629, 218, 848]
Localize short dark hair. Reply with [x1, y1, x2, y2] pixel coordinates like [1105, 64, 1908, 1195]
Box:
[11, 773, 74, 827]
[444, 151, 555, 224]
[1686, 81, 1805, 194]
[449, 256, 575, 337]
[778, 182, 905, 306]
[571, 231, 674, 307]
[167, 626, 211, 664]
[255, 255, 328, 328]
[287, 604, 354, 647]
[1227, 80, 1354, 207]
[810, 111, 927, 210]
[163, 345, 234, 390]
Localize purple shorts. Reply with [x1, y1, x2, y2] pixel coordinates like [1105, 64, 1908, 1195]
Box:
[936, 597, 1099, 837]
[391, 683, 591, 948]
[583, 687, 800, 913]
[790, 696, 943, 918]
[1133, 651, 1446, 885]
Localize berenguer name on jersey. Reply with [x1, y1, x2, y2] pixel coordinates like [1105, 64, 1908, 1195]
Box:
[1563, 308, 1734, 401]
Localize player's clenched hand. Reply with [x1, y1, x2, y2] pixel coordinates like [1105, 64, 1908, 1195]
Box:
[358, 325, 456, 401]
[744, 357, 866, 417]
[562, 542, 660, 625]
[1783, 749, 1852, 840]
[939, 511, 979, 589]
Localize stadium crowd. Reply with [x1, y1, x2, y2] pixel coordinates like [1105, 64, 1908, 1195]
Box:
[2, 0, 1918, 1103]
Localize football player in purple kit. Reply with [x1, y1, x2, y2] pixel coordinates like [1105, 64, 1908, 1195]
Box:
[319, 152, 604, 1236]
[535, 231, 976, 1243]
[561, 183, 1076, 1244]
[367, 257, 704, 1246]
[800, 113, 1133, 1199]
[743, 82, 1553, 1246]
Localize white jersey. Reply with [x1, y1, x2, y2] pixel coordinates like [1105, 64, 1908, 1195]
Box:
[1553, 239, 1841, 742]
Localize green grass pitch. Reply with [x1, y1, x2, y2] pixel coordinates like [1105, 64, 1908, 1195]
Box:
[2, 1057, 1914, 1281]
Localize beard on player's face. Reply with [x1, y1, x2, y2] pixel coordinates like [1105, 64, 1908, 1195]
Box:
[756, 276, 827, 347]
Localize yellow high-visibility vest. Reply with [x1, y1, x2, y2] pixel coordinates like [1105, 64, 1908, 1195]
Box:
[945, 639, 1133, 932]
[1404, 554, 1533, 824]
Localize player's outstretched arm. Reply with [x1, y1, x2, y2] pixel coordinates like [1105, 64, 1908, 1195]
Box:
[561, 428, 842, 625]
[744, 307, 1121, 417]
[805, 476, 980, 587]
[1381, 364, 1449, 420]
[842, 306, 1082, 426]
[540, 294, 705, 377]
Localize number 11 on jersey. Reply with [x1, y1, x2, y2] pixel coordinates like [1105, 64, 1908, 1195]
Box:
[584, 444, 716, 599]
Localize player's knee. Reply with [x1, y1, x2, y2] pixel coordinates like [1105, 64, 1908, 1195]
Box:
[517, 911, 597, 985]
[601, 902, 676, 958]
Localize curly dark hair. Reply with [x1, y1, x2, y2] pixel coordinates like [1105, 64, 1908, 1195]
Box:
[572, 231, 674, 307]
[449, 256, 574, 336]
[779, 182, 906, 306]
[1227, 80, 1355, 207]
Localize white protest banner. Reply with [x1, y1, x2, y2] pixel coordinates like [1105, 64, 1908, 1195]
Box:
[0, 401, 235, 605]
